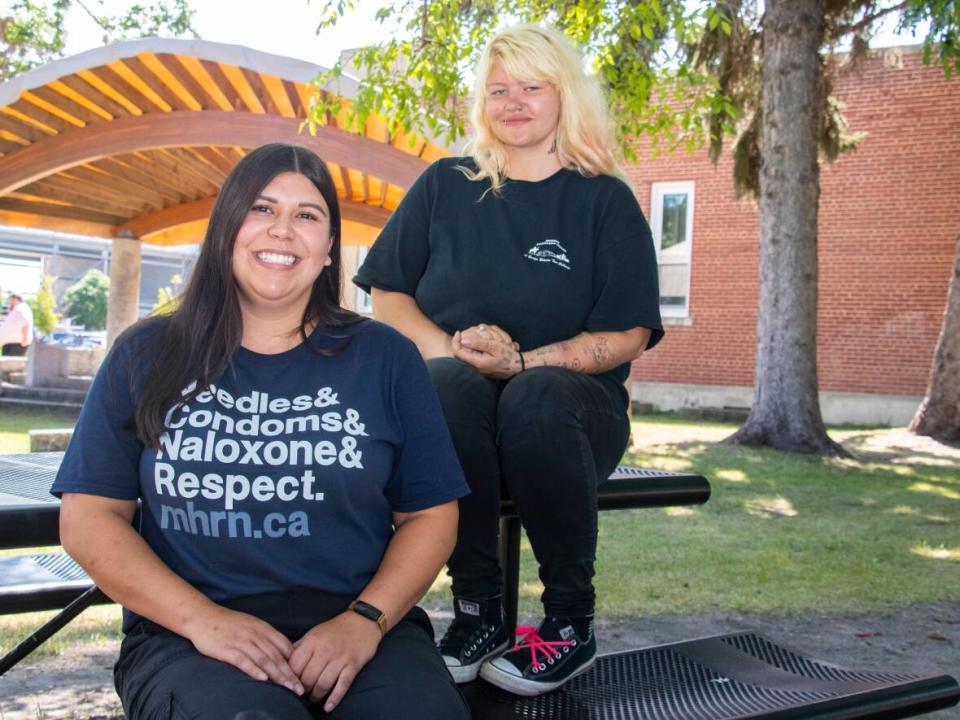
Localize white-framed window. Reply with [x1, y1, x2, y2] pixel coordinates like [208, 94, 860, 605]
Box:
[650, 181, 694, 318]
[354, 247, 373, 315]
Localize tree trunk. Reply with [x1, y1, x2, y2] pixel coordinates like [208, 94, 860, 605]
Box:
[909, 227, 960, 441]
[725, 0, 847, 456]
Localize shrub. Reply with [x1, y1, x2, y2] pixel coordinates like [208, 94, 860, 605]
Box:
[28, 274, 59, 334]
[62, 269, 109, 330]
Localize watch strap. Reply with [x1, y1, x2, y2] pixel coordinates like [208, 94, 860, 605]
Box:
[348, 599, 386, 635]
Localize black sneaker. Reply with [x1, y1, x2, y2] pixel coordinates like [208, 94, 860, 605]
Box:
[479, 617, 596, 696]
[438, 597, 510, 683]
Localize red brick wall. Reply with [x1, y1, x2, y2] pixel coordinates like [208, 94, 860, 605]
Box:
[628, 48, 960, 397]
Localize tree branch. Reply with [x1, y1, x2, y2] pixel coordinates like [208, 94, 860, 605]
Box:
[831, 1, 909, 39]
[74, 0, 116, 41]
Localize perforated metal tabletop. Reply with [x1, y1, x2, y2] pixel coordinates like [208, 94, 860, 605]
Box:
[464, 632, 959, 719]
[0, 452, 63, 549]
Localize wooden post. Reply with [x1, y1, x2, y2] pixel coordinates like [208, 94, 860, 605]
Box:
[106, 231, 141, 349]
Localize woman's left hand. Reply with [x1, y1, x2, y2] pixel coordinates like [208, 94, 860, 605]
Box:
[454, 324, 522, 379]
[289, 611, 381, 711]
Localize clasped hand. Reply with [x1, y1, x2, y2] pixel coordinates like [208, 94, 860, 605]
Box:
[453, 323, 522, 379]
[187, 604, 381, 712]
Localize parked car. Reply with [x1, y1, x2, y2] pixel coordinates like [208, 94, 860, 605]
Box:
[44, 330, 105, 348]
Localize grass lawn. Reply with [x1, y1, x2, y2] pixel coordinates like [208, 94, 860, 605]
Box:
[2, 412, 958, 656]
[0, 405, 80, 454]
[425, 415, 960, 618]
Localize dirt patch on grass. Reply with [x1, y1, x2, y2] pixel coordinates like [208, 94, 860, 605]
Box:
[0, 638, 122, 719]
[839, 427, 960, 467]
[2, 602, 957, 719]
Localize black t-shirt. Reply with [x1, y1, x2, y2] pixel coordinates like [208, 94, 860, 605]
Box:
[355, 157, 664, 404]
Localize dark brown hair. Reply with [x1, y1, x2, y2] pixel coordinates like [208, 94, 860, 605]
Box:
[128, 143, 359, 447]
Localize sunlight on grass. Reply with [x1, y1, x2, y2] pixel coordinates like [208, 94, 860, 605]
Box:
[429, 573, 451, 593]
[893, 456, 959, 469]
[911, 544, 959, 561]
[837, 427, 960, 469]
[744, 496, 798, 518]
[714, 469, 749, 483]
[908, 482, 960, 500]
[0, 432, 33, 454]
[891, 505, 920, 515]
[888, 506, 950, 523]
[627, 446, 696, 471]
[520, 581, 545, 599]
[0, 605, 120, 659]
[664, 506, 697, 517]
[631, 421, 730, 447]
[614, 416, 960, 614]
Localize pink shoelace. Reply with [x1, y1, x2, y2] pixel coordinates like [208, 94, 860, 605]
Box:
[513, 625, 576, 672]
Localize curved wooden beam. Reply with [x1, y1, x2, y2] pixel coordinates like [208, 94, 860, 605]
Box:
[117, 197, 214, 237]
[117, 194, 392, 238]
[0, 208, 114, 237]
[0, 110, 428, 195]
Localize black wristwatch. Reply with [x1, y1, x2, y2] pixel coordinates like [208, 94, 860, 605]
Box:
[348, 599, 386, 636]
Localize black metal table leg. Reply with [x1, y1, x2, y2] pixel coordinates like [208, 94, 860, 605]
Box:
[498, 515, 521, 640]
[0, 586, 107, 676]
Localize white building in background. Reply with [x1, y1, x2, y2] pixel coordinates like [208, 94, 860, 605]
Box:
[0, 226, 197, 318]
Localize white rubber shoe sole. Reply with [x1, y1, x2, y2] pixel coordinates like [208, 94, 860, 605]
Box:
[478, 654, 596, 696]
[443, 639, 510, 683]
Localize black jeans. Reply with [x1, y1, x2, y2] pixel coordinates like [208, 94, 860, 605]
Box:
[427, 359, 631, 618]
[1, 343, 26, 356]
[114, 589, 468, 720]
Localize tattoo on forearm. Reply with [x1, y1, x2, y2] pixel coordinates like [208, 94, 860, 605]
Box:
[590, 336, 612, 369]
[527, 334, 615, 374]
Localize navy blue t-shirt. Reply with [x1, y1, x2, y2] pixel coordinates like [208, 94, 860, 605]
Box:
[354, 157, 664, 405]
[52, 319, 468, 630]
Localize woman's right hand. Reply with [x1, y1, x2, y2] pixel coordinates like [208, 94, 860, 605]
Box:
[453, 323, 523, 378]
[184, 604, 304, 696]
[59, 493, 304, 694]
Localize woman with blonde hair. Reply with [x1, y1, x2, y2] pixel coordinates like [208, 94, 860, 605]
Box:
[356, 24, 663, 696]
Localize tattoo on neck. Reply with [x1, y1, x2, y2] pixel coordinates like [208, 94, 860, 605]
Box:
[548, 138, 558, 155]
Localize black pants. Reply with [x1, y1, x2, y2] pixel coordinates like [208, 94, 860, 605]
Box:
[428, 359, 631, 618]
[114, 589, 469, 720]
[1, 343, 26, 356]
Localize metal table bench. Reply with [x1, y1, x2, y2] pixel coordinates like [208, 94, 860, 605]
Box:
[1, 453, 957, 719]
[0, 451, 63, 550]
[0, 454, 709, 675]
[462, 632, 960, 719]
[475, 467, 959, 718]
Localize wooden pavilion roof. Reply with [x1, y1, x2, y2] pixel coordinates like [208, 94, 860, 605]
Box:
[0, 38, 450, 246]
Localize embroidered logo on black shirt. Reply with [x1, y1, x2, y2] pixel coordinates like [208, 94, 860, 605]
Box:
[524, 239, 571, 270]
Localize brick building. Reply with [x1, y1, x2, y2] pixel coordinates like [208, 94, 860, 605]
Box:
[627, 47, 960, 425]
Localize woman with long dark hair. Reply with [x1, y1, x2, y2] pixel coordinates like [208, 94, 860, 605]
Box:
[54, 143, 470, 719]
[356, 25, 663, 696]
